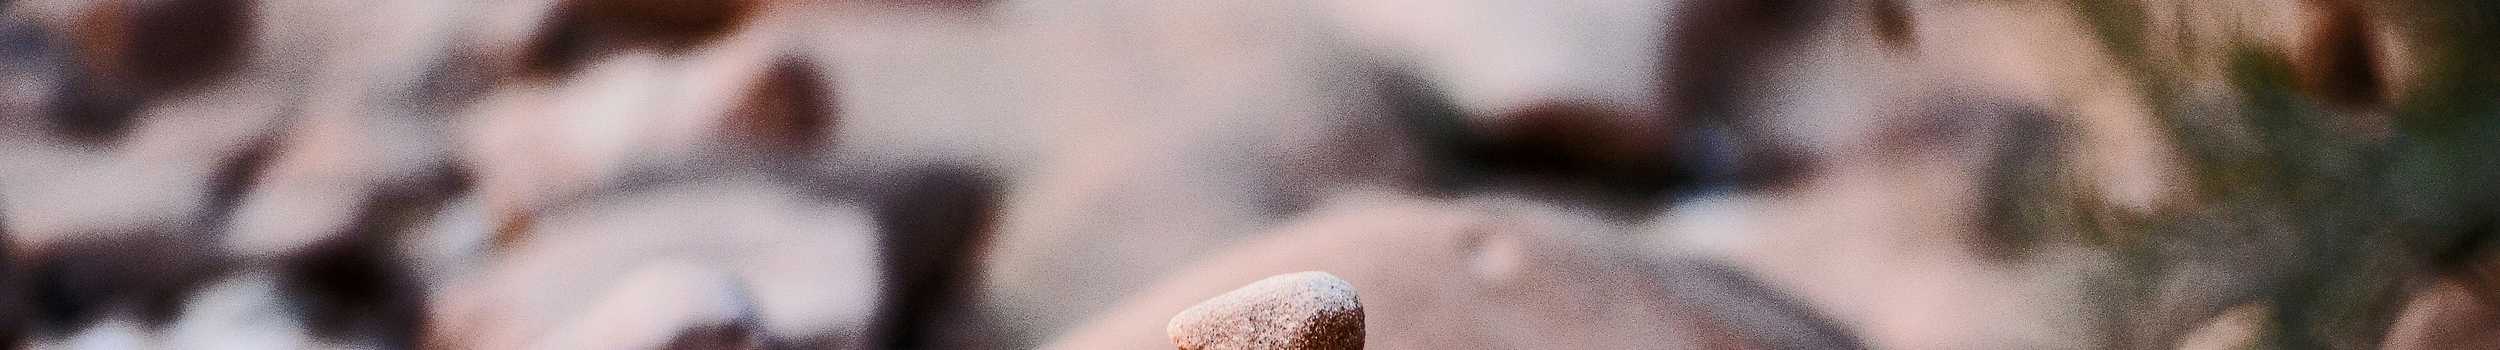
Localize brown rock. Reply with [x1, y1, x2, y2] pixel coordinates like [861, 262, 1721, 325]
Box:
[1166, 271, 1364, 350]
[73, 0, 256, 93]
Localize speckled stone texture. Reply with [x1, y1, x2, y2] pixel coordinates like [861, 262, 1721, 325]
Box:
[1166, 271, 1363, 350]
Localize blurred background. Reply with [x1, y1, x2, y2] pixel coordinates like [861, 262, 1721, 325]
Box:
[0, 0, 2495, 348]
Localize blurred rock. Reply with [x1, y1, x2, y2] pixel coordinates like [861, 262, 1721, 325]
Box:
[1049, 193, 1739, 349]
